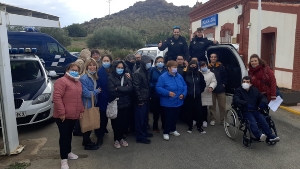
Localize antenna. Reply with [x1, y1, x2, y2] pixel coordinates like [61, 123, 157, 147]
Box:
[106, 0, 112, 15]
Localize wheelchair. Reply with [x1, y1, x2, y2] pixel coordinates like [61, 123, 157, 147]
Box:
[224, 104, 278, 148]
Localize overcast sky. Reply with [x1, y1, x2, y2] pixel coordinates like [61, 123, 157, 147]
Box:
[1, 0, 208, 27]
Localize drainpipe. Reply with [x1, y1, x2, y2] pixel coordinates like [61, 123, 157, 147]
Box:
[257, 0, 262, 56]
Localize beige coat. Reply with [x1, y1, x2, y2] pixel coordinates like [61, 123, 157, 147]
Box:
[201, 69, 217, 106]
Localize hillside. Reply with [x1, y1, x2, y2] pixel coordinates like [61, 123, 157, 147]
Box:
[82, 0, 193, 39]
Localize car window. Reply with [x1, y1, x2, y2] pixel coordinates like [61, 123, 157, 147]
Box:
[11, 61, 43, 82]
[47, 43, 59, 55]
[136, 50, 142, 55]
[140, 50, 157, 57]
[58, 45, 65, 55]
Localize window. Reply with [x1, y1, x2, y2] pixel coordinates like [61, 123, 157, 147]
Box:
[58, 45, 65, 55]
[11, 61, 43, 82]
[47, 43, 59, 55]
[220, 30, 232, 44]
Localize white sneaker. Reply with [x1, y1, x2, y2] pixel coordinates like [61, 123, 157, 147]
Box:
[260, 134, 267, 142]
[163, 134, 169, 140]
[68, 152, 78, 160]
[210, 120, 215, 126]
[269, 137, 280, 142]
[193, 120, 197, 126]
[61, 159, 69, 169]
[170, 131, 180, 136]
[202, 121, 208, 128]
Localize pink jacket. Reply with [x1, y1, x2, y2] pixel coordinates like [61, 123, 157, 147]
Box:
[53, 75, 84, 119]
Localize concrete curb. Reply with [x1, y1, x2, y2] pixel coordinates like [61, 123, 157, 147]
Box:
[279, 106, 300, 115]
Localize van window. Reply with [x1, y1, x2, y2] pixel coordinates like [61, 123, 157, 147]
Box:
[11, 61, 43, 82]
[47, 43, 64, 55]
[138, 50, 157, 57]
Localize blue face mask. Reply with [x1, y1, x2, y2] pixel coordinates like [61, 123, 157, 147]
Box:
[201, 67, 208, 72]
[156, 62, 164, 68]
[146, 63, 152, 70]
[102, 62, 111, 69]
[69, 71, 79, 77]
[88, 70, 96, 74]
[116, 68, 124, 75]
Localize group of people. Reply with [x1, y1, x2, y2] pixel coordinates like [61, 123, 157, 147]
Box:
[53, 26, 280, 169]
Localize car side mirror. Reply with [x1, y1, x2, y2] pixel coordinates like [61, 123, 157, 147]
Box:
[48, 70, 57, 77]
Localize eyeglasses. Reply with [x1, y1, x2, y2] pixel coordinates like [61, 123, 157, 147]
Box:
[173, 26, 180, 29]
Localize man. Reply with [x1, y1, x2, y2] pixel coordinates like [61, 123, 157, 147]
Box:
[208, 53, 228, 125]
[158, 26, 189, 61]
[176, 55, 188, 76]
[91, 49, 101, 67]
[124, 54, 136, 74]
[233, 76, 280, 142]
[133, 54, 141, 72]
[133, 55, 154, 144]
[189, 27, 218, 63]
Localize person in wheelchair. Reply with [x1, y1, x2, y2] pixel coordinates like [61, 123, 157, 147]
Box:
[233, 76, 280, 142]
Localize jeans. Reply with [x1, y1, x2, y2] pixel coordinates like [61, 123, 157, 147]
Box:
[111, 107, 129, 141]
[95, 109, 108, 139]
[135, 103, 148, 140]
[164, 107, 181, 134]
[151, 97, 165, 130]
[55, 118, 76, 159]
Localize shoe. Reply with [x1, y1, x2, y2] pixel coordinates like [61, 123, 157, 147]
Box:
[84, 143, 99, 150]
[210, 120, 215, 126]
[163, 134, 169, 141]
[82, 140, 96, 146]
[61, 159, 69, 169]
[197, 128, 206, 134]
[114, 141, 121, 149]
[153, 129, 160, 133]
[73, 132, 83, 137]
[187, 127, 193, 134]
[170, 131, 180, 136]
[269, 136, 280, 142]
[136, 138, 151, 144]
[260, 134, 267, 142]
[202, 121, 207, 128]
[119, 139, 129, 147]
[96, 138, 103, 147]
[193, 120, 197, 126]
[146, 133, 153, 138]
[68, 152, 78, 160]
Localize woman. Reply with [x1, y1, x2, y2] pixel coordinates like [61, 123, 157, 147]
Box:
[91, 49, 101, 67]
[248, 54, 277, 101]
[94, 54, 113, 146]
[149, 56, 167, 133]
[183, 60, 206, 134]
[199, 61, 217, 128]
[75, 48, 91, 75]
[80, 58, 101, 150]
[107, 60, 133, 148]
[53, 63, 84, 169]
[156, 60, 187, 141]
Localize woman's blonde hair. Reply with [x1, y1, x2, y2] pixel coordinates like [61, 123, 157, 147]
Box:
[84, 58, 99, 80]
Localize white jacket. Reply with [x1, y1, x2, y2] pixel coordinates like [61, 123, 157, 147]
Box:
[201, 69, 217, 106]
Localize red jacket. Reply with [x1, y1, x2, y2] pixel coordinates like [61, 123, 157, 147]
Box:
[53, 74, 84, 119]
[248, 65, 277, 101]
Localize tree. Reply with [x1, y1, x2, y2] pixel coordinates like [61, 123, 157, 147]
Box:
[87, 26, 144, 50]
[147, 32, 171, 44]
[66, 24, 88, 37]
[40, 28, 71, 47]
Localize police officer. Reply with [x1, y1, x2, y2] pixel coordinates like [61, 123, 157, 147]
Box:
[189, 27, 218, 63]
[158, 26, 189, 62]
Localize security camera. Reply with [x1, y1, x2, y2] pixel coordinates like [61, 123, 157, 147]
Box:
[234, 5, 238, 9]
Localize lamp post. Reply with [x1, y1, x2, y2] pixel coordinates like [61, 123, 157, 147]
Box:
[257, 0, 262, 56]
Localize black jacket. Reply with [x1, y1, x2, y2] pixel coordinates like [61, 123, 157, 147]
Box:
[177, 64, 186, 76]
[133, 55, 153, 104]
[233, 86, 268, 111]
[189, 37, 215, 62]
[158, 36, 189, 61]
[108, 61, 133, 108]
[183, 71, 206, 98]
[208, 62, 228, 94]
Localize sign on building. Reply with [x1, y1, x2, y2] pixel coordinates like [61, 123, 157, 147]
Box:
[201, 14, 218, 28]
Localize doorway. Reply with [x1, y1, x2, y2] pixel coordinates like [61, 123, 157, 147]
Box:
[261, 32, 276, 70]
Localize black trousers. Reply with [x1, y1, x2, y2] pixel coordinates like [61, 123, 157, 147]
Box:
[73, 119, 82, 134]
[164, 107, 180, 134]
[135, 103, 148, 140]
[202, 106, 208, 122]
[55, 118, 76, 159]
[151, 97, 165, 130]
[95, 109, 108, 139]
[185, 95, 203, 129]
[111, 107, 129, 141]
[128, 104, 135, 132]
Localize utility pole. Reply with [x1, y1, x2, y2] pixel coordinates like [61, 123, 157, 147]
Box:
[106, 0, 112, 15]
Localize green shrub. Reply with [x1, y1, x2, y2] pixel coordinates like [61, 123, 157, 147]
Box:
[111, 48, 134, 60]
[66, 24, 88, 37]
[40, 28, 71, 47]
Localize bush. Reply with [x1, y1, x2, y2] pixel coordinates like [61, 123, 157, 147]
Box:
[66, 24, 88, 37]
[147, 32, 171, 44]
[87, 26, 144, 51]
[111, 48, 133, 60]
[40, 28, 71, 47]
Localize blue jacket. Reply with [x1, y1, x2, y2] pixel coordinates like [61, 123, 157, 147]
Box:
[149, 67, 167, 98]
[80, 74, 100, 109]
[96, 66, 109, 111]
[156, 72, 187, 107]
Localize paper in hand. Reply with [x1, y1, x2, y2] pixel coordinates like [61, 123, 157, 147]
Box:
[268, 96, 283, 112]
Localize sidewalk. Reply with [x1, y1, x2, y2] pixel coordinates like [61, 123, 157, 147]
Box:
[280, 103, 300, 116]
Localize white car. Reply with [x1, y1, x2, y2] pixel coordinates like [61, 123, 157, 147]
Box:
[135, 47, 168, 62]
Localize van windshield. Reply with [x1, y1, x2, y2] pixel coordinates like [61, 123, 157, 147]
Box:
[138, 50, 157, 57]
[11, 61, 43, 82]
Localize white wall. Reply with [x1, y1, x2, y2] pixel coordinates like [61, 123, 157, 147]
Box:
[275, 71, 293, 89]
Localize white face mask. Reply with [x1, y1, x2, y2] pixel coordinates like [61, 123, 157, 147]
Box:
[242, 83, 250, 90]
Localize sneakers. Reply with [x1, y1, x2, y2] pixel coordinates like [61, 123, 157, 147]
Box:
[269, 136, 280, 142]
[68, 152, 78, 160]
[114, 140, 121, 149]
[61, 159, 69, 169]
[202, 121, 208, 128]
[210, 120, 215, 126]
[187, 127, 193, 134]
[197, 128, 206, 134]
[170, 131, 180, 136]
[119, 139, 129, 147]
[260, 134, 267, 142]
[193, 120, 197, 126]
[163, 134, 169, 141]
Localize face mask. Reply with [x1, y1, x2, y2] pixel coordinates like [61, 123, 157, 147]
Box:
[201, 67, 208, 72]
[88, 70, 96, 74]
[116, 68, 124, 75]
[69, 71, 79, 77]
[156, 62, 164, 68]
[242, 83, 250, 90]
[102, 62, 111, 68]
[146, 63, 152, 70]
[252, 65, 258, 68]
[190, 67, 198, 72]
[171, 68, 177, 73]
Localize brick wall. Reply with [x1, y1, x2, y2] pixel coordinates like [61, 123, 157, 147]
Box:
[292, 29, 300, 90]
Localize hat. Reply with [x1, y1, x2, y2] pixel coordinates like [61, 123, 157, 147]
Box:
[197, 27, 204, 32]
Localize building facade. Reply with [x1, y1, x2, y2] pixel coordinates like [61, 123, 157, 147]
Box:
[189, 0, 300, 90]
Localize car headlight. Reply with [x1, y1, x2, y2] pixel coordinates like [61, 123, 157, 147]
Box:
[32, 93, 51, 105]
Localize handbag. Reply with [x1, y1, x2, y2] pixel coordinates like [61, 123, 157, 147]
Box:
[80, 93, 100, 133]
[106, 76, 124, 119]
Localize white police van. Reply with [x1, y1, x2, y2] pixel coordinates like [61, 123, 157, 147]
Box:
[135, 47, 168, 61]
[0, 48, 57, 126]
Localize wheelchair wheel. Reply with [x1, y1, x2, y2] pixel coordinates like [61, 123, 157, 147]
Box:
[224, 109, 239, 139]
